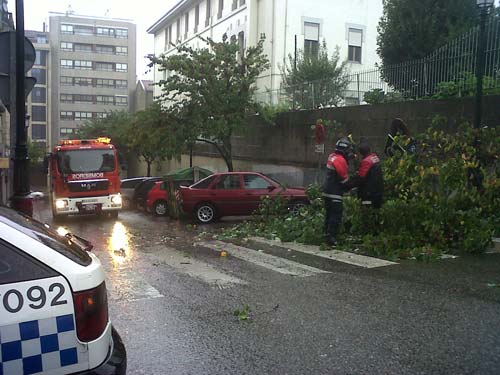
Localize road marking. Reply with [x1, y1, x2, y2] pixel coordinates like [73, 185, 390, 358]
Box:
[249, 237, 398, 269]
[486, 238, 500, 254]
[105, 266, 164, 302]
[146, 246, 245, 288]
[197, 240, 331, 277]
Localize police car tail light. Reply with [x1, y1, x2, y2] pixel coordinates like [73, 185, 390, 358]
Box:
[73, 282, 109, 342]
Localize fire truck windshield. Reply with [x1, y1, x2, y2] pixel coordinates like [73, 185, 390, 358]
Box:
[57, 149, 116, 174]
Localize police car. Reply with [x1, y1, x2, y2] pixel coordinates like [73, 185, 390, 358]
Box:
[0, 206, 126, 374]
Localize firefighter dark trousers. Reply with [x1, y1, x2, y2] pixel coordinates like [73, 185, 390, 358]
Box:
[324, 198, 343, 240]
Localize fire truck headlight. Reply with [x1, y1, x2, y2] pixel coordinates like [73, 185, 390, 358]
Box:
[111, 194, 122, 205]
[55, 199, 68, 209]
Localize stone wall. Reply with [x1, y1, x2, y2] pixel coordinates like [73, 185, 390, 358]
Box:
[131, 95, 500, 186]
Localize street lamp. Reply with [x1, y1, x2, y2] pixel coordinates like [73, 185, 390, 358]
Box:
[474, 0, 494, 130]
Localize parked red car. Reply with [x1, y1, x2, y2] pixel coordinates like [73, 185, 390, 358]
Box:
[146, 180, 169, 216]
[180, 172, 309, 223]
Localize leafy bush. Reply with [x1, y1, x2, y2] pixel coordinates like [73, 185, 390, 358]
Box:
[364, 89, 405, 104]
[223, 118, 500, 260]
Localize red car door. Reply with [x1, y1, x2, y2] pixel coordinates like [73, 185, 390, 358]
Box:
[242, 173, 279, 213]
[211, 174, 245, 216]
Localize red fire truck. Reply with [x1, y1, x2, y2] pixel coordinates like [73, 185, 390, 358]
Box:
[48, 137, 122, 219]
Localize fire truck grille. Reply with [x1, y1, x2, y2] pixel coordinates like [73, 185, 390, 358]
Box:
[68, 179, 109, 192]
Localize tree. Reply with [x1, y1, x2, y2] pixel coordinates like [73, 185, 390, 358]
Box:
[151, 36, 269, 171]
[127, 102, 179, 177]
[76, 110, 132, 163]
[377, 0, 477, 66]
[281, 41, 349, 108]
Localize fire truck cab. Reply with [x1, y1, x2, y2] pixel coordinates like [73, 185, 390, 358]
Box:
[48, 138, 122, 219]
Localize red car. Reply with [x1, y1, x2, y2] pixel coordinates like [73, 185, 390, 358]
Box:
[146, 181, 169, 216]
[180, 172, 309, 223]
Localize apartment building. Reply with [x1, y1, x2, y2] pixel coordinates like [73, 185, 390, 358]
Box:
[147, 0, 382, 100]
[49, 13, 136, 145]
[26, 30, 51, 151]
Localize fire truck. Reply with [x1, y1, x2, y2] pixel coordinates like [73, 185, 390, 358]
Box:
[48, 137, 122, 219]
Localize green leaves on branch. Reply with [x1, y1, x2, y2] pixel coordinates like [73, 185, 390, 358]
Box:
[150, 36, 269, 171]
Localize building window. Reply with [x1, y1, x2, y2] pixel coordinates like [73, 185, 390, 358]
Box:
[60, 94, 73, 103]
[60, 111, 73, 120]
[95, 45, 113, 54]
[31, 87, 46, 104]
[37, 35, 48, 44]
[206, 0, 211, 26]
[61, 42, 73, 51]
[96, 78, 115, 88]
[74, 111, 93, 120]
[60, 128, 76, 137]
[32, 124, 46, 140]
[168, 25, 173, 46]
[194, 5, 199, 33]
[96, 62, 114, 71]
[115, 46, 128, 55]
[115, 29, 128, 38]
[96, 95, 114, 104]
[74, 26, 93, 36]
[95, 112, 108, 119]
[35, 50, 48, 66]
[97, 27, 114, 37]
[60, 59, 73, 69]
[32, 106, 46, 122]
[218, 0, 224, 19]
[116, 79, 128, 88]
[31, 68, 46, 85]
[348, 28, 363, 63]
[74, 43, 92, 52]
[115, 96, 128, 106]
[232, 0, 237, 11]
[74, 94, 93, 103]
[304, 22, 320, 58]
[116, 63, 128, 72]
[74, 60, 92, 70]
[74, 77, 92, 86]
[176, 18, 181, 42]
[239, 0, 245, 5]
[60, 76, 73, 85]
[60, 24, 74, 34]
[184, 13, 189, 39]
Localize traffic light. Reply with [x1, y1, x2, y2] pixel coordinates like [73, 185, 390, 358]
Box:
[0, 30, 36, 111]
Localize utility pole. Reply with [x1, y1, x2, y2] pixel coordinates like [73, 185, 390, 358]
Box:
[11, 0, 32, 215]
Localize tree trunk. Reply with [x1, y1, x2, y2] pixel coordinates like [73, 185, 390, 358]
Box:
[146, 161, 151, 177]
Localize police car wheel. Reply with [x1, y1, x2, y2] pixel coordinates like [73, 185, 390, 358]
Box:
[153, 200, 168, 216]
[196, 203, 216, 224]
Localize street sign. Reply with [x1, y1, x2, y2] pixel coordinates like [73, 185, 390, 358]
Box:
[0, 31, 36, 74]
[0, 73, 36, 107]
[315, 144, 325, 154]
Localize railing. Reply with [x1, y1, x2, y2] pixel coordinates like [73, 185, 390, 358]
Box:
[255, 18, 500, 108]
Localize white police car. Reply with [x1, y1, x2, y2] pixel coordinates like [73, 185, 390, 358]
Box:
[0, 206, 126, 374]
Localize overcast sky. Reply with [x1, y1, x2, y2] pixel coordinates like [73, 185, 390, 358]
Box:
[8, 0, 178, 79]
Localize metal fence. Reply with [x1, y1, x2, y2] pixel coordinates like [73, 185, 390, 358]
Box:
[255, 17, 500, 108]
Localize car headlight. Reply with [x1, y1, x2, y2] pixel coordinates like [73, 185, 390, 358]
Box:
[55, 199, 68, 209]
[111, 195, 122, 205]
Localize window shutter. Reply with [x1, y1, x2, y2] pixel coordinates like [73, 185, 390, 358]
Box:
[348, 28, 362, 47]
[304, 22, 319, 41]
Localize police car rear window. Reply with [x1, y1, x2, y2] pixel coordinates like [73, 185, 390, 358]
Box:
[0, 207, 92, 266]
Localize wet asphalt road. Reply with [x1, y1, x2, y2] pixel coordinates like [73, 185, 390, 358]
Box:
[33, 200, 500, 375]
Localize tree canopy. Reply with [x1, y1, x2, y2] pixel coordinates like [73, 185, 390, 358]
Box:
[281, 41, 349, 108]
[377, 0, 477, 66]
[150, 36, 269, 171]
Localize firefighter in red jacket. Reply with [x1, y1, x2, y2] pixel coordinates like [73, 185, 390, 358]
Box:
[349, 141, 384, 208]
[322, 137, 354, 246]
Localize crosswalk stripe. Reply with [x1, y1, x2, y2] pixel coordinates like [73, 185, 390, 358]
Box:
[197, 240, 331, 277]
[146, 245, 245, 288]
[249, 237, 398, 269]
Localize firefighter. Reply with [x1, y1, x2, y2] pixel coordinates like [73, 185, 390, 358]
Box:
[345, 141, 384, 234]
[322, 137, 354, 246]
